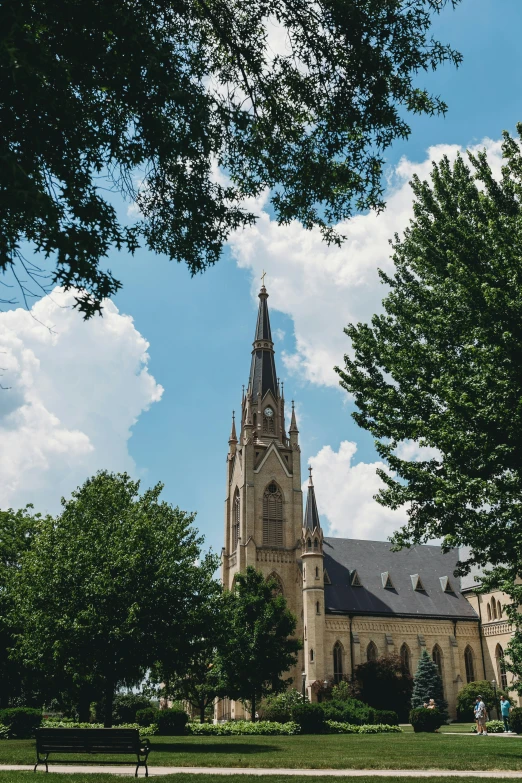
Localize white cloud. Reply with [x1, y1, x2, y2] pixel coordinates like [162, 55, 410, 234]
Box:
[306, 441, 405, 541]
[228, 137, 505, 388]
[0, 289, 163, 513]
[395, 440, 441, 462]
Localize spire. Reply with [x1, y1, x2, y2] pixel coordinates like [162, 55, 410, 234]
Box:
[304, 466, 321, 531]
[229, 411, 237, 444]
[248, 284, 278, 399]
[290, 400, 298, 432]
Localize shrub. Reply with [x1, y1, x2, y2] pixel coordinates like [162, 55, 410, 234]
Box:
[259, 689, 307, 723]
[471, 720, 505, 734]
[157, 707, 188, 736]
[456, 681, 508, 720]
[509, 707, 522, 734]
[322, 699, 370, 725]
[325, 721, 402, 734]
[187, 720, 300, 736]
[112, 694, 152, 725]
[0, 708, 42, 739]
[409, 707, 443, 733]
[136, 707, 160, 727]
[291, 703, 326, 734]
[370, 709, 399, 726]
[41, 721, 157, 740]
[0, 725, 9, 740]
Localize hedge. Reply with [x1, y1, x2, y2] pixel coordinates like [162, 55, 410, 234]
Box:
[325, 721, 402, 734]
[188, 720, 300, 736]
[0, 708, 42, 739]
[42, 721, 157, 740]
[0, 725, 9, 740]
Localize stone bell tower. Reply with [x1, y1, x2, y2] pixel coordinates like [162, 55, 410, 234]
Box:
[221, 284, 304, 708]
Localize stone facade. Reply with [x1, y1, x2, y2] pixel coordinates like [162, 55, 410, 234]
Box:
[217, 285, 519, 720]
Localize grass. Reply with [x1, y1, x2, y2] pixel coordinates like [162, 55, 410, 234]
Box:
[0, 776, 511, 783]
[0, 732, 521, 771]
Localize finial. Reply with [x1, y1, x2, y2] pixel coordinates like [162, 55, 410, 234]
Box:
[261, 269, 266, 287]
[308, 465, 313, 486]
[281, 381, 284, 399]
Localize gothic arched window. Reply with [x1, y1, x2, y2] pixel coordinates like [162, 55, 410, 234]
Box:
[316, 600, 320, 614]
[333, 642, 343, 684]
[367, 641, 378, 662]
[496, 644, 508, 689]
[464, 645, 475, 683]
[491, 599, 497, 620]
[400, 643, 410, 673]
[267, 572, 284, 596]
[432, 645, 443, 681]
[233, 488, 240, 551]
[497, 599, 503, 618]
[310, 648, 314, 662]
[263, 482, 283, 546]
[487, 603, 491, 622]
[314, 538, 319, 549]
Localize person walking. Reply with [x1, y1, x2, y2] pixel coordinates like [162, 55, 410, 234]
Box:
[474, 695, 488, 735]
[500, 696, 512, 732]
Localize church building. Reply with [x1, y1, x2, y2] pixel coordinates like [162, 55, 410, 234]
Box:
[219, 284, 517, 719]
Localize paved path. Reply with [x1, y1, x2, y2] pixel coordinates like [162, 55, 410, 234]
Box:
[4, 765, 522, 778]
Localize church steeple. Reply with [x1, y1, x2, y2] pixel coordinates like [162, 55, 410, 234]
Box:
[247, 285, 278, 400]
[304, 467, 321, 531]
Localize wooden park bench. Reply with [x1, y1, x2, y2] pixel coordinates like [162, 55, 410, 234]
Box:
[34, 727, 151, 777]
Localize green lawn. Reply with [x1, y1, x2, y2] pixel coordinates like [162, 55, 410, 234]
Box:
[0, 732, 521, 771]
[0, 776, 511, 783]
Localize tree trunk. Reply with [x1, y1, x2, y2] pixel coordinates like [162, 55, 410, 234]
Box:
[200, 702, 206, 723]
[251, 694, 256, 723]
[103, 680, 114, 728]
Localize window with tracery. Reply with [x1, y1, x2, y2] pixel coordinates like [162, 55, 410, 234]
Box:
[367, 641, 378, 662]
[487, 603, 491, 621]
[268, 572, 283, 596]
[491, 599, 497, 620]
[333, 642, 343, 683]
[233, 489, 240, 551]
[464, 646, 475, 683]
[263, 482, 283, 546]
[496, 644, 508, 689]
[432, 645, 443, 680]
[400, 643, 410, 673]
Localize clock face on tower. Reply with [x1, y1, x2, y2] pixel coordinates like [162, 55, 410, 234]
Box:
[264, 407, 274, 417]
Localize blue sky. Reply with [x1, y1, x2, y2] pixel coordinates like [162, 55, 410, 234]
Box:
[2, 0, 522, 556]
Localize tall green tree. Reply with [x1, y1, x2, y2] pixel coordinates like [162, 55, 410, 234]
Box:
[216, 567, 301, 721]
[11, 471, 219, 726]
[0, 506, 43, 707]
[337, 126, 522, 683]
[1, 0, 462, 316]
[337, 125, 522, 574]
[411, 650, 448, 721]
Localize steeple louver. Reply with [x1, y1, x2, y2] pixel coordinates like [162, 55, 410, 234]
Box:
[248, 286, 278, 400]
[304, 467, 321, 531]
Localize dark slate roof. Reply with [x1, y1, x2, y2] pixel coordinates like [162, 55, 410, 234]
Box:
[304, 481, 321, 530]
[248, 288, 278, 399]
[323, 537, 478, 620]
[249, 350, 278, 399]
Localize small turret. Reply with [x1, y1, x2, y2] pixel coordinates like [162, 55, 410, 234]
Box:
[228, 411, 237, 455]
[301, 467, 325, 701]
